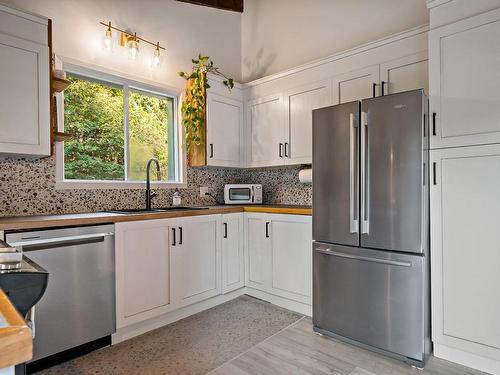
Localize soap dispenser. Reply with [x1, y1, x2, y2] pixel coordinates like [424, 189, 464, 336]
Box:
[172, 188, 182, 207]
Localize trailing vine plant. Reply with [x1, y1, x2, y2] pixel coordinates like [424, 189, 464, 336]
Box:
[178, 55, 234, 153]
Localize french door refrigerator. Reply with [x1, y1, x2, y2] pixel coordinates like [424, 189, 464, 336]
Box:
[312, 89, 430, 367]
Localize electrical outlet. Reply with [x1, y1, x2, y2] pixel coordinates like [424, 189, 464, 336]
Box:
[199, 186, 209, 197]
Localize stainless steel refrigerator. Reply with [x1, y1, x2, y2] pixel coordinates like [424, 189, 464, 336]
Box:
[312, 89, 431, 367]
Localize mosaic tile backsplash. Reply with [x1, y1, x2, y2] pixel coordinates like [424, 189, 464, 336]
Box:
[0, 155, 311, 217]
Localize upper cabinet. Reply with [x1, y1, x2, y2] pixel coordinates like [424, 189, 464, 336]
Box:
[332, 65, 380, 104]
[0, 5, 50, 157]
[429, 7, 500, 149]
[285, 80, 332, 165]
[243, 26, 428, 168]
[246, 93, 285, 167]
[206, 79, 244, 167]
[380, 51, 428, 96]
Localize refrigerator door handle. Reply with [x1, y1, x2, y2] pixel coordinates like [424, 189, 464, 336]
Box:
[349, 113, 359, 233]
[315, 247, 412, 268]
[360, 111, 370, 234]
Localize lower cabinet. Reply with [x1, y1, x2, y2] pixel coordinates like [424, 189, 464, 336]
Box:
[170, 215, 221, 307]
[115, 219, 173, 328]
[115, 212, 312, 331]
[245, 213, 312, 305]
[431, 144, 500, 372]
[221, 213, 245, 293]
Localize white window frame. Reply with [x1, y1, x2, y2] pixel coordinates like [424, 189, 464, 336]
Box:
[55, 58, 187, 189]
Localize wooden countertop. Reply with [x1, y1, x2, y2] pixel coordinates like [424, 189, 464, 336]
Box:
[0, 205, 312, 231]
[0, 289, 32, 368]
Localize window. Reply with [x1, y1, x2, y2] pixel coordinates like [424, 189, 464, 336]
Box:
[57, 67, 182, 188]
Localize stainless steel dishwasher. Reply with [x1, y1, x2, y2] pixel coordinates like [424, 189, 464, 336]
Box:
[6, 225, 116, 363]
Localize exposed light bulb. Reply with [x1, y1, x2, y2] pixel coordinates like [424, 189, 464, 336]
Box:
[103, 22, 113, 51]
[152, 43, 161, 67]
[127, 34, 139, 59]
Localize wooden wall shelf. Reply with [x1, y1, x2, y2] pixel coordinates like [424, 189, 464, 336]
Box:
[52, 76, 70, 93]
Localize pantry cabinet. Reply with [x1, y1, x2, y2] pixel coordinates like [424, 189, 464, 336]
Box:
[0, 5, 50, 157]
[221, 213, 244, 293]
[115, 219, 173, 328]
[430, 144, 500, 372]
[244, 213, 312, 305]
[206, 91, 244, 168]
[170, 215, 221, 307]
[429, 7, 500, 149]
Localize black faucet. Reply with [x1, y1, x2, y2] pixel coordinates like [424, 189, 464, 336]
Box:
[146, 158, 161, 210]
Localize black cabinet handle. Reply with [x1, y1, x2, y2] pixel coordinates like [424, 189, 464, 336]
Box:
[178, 226, 183, 245]
[432, 112, 437, 136]
[381, 81, 386, 96]
[372, 83, 377, 98]
[284, 142, 289, 158]
[265, 222, 270, 238]
[432, 162, 437, 185]
[279, 143, 283, 158]
[209, 143, 214, 158]
[223, 222, 228, 239]
[171, 228, 176, 246]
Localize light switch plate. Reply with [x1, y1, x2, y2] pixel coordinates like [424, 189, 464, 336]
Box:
[199, 186, 209, 197]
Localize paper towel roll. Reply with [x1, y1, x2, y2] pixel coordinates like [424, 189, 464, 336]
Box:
[299, 168, 312, 184]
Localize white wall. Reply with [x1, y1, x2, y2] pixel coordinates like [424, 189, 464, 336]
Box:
[2, 0, 242, 88]
[241, 0, 429, 82]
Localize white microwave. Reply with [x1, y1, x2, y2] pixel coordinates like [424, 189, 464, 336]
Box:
[224, 184, 263, 205]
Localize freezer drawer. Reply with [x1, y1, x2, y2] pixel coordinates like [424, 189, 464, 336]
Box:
[313, 242, 427, 363]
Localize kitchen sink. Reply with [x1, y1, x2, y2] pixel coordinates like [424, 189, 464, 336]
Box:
[105, 206, 209, 214]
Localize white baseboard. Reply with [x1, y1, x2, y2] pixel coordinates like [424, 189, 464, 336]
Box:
[434, 343, 500, 375]
[112, 288, 245, 344]
[245, 287, 312, 317]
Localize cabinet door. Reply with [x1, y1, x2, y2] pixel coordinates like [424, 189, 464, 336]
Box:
[170, 216, 220, 307]
[431, 145, 500, 360]
[429, 8, 500, 149]
[285, 80, 332, 165]
[0, 32, 50, 156]
[115, 220, 171, 328]
[332, 65, 380, 104]
[221, 213, 244, 293]
[247, 93, 285, 167]
[270, 215, 312, 304]
[207, 93, 243, 168]
[380, 51, 428, 95]
[245, 214, 271, 291]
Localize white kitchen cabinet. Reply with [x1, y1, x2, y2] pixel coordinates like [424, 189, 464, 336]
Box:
[430, 144, 500, 373]
[244, 214, 271, 291]
[246, 93, 285, 167]
[0, 5, 50, 157]
[332, 65, 380, 104]
[221, 213, 244, 293]
[115, 219, 172, 328]
[245, 213, 312, 305]
[379, 51, 428, 95]
[429, 7, 500, 149]
[285, 80, 332, 165]
[206, 92, 244, 168]
[170, 215, 221, 307]
[269, 215, 312, 305]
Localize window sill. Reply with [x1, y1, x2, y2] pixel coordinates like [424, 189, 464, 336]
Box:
[55, 180, 188, 190]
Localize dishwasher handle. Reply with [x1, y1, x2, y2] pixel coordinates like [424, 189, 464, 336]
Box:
[9, 232, 114, 251]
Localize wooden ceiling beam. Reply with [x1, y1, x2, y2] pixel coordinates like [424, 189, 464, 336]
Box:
[177, 0, 244, 13]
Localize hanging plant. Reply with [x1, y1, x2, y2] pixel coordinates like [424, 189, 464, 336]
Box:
[178, 55, 234, 155]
